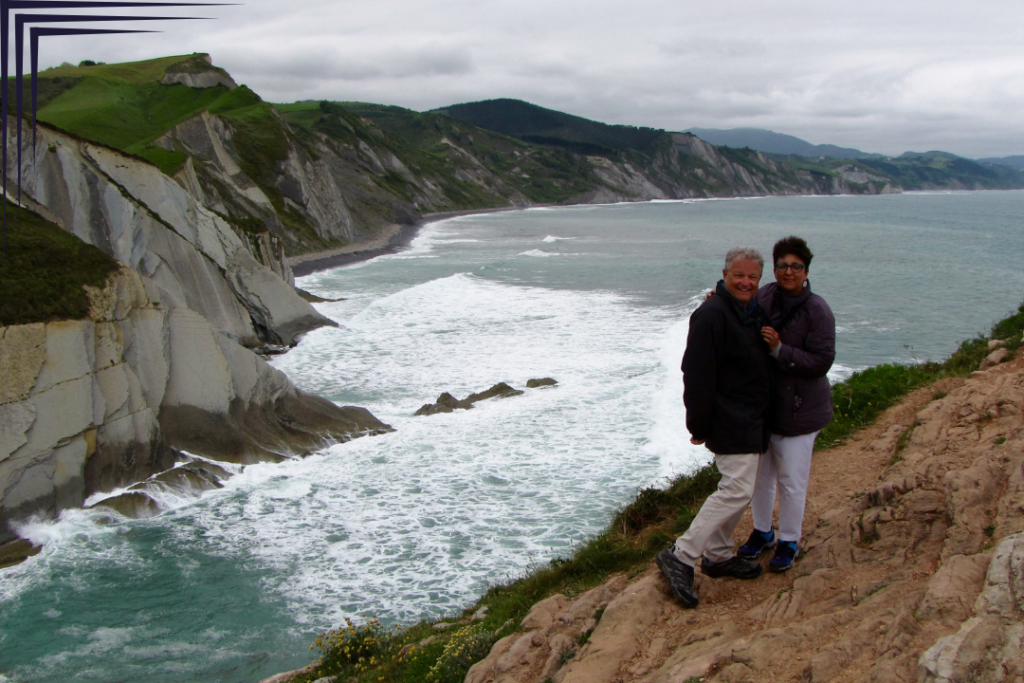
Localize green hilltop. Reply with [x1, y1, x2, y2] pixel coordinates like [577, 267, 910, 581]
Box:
[8, 53, 1023, 258]
[19, 54, 267, 177]
[431, 98, 666, 155]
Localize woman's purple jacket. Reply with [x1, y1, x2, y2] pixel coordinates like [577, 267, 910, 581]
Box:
[757, 281, 836, 437]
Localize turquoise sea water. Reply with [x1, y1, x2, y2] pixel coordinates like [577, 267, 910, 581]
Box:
[2, 192, 1022, 682]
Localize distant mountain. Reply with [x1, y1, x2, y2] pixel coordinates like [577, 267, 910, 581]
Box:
[777, 151, 1024, 191]
[685, 127, 879, 159]
[977, 155, 1024, 170]
[432, 98, 665, 155]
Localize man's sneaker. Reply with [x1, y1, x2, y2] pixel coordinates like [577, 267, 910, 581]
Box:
[656, 547, 699, 608]
[737, 528, 777, 560]
[769, 541, 799, 572]
[701, 555, 763, 580]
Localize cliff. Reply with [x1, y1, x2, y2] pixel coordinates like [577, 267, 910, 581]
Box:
[0, 116, 392, 548]
[465, 357, 1024, 683]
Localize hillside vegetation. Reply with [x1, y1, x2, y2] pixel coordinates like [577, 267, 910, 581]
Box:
[433, 98, 665, 155]
[0, 202, 119, 326]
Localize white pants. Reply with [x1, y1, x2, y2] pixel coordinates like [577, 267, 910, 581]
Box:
[750, 431, 818, 543]
[672, 452, 761, 565]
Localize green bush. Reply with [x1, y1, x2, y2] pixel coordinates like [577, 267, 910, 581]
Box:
[311, 616, 398, 677]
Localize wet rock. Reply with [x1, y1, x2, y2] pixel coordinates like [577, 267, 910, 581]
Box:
[526, 377, 558, 388]
[89, 491, 162, 518]
[414, 383, 524, 416]
[464, 382, 525, 403]
[0, 538, 41, 569]
[415, 392, 465, 416]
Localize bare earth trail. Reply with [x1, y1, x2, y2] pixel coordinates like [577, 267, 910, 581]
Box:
[466, 357, 1024, 683]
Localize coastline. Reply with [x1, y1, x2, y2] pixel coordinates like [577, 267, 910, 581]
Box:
[288, 206, 530, 277]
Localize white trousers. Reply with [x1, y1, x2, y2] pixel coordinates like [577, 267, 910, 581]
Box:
[750, 431, 818, 542]
[673, 452, 761, 565]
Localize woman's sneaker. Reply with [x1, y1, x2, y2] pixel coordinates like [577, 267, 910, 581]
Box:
[769, 541, 799, 572]
[656, 547, 699, 608]
[700, 555, 762, 580]
[737, 528, 776, 560]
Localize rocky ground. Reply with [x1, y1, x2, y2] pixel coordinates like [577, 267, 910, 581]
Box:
[466, 356, 1024, 683]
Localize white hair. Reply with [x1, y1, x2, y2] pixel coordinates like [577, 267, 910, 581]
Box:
[724, 246, 764, 271]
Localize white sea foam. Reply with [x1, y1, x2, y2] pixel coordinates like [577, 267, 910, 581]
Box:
[238, 274, 693, 626]
[542, 235, 575, 242]
[517, 249, 554, 257]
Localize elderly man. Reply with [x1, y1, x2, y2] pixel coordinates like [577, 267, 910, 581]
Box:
[656, 247, 773, 608]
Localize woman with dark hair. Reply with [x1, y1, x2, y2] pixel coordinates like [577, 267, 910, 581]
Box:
[737, 236, 836, 572]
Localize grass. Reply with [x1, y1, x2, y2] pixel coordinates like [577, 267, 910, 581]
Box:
[36, 53, 210, 85]
[0, 201, 119, 325]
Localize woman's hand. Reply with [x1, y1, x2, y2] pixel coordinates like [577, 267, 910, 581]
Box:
[762, 325, 780, 351]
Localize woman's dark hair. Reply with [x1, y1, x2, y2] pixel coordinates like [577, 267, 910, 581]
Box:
[773, 236, 813, 269]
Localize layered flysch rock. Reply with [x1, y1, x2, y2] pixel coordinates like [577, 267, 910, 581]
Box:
[0, 119, 393, 546]
[466, 356, 1024, 683]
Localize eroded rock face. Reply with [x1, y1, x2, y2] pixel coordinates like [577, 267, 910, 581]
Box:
[0, 267, 392, 543]
[467, 358, 1024, 683]
[1, 122, 394, 543]
[19, 120, 333, 348]
[414, 382, 528, 416]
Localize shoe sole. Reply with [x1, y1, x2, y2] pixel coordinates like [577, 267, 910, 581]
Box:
[655, 552, 699, 608]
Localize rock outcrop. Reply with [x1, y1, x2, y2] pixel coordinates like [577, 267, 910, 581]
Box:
[0, 119, 393, 544]
[414, 382, 531, 416]
[467, 357, 1024, 683]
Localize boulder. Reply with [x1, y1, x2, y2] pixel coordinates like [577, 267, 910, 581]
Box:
[526, 377, 558, 388]
[415, 383, 524, 416]
[90, 491, 162, 519]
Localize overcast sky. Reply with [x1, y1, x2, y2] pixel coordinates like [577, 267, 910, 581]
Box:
[22, 0, 1024, 158]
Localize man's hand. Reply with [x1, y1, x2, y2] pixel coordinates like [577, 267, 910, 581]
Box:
[690, 437, 706, 445]
[762, 326, 780, 351]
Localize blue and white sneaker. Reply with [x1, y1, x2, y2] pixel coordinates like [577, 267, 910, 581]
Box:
[769, 541, 799, 572]
[737, 528, 776, 560]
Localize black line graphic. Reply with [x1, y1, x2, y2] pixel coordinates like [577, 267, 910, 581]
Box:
[1, 0, 230, 255]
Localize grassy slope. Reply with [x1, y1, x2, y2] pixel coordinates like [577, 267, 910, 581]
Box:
[295, 300, 1024, 683]
[0, 202, 119, 326]
[280, 100, 602, 205]
[33, 55, 247, 176]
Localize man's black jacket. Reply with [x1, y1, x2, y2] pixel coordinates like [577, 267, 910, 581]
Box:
[681, 280, 772, 455]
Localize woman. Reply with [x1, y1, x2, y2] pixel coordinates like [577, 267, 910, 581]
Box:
[737, 236, 835, 572]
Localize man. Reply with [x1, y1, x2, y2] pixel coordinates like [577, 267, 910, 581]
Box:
[656, 247, 773, 608]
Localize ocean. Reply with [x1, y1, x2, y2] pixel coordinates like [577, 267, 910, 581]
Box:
[2, 191, 1022, 682]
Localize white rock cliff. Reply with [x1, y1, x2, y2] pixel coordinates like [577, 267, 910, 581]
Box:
[0, 118, 392, 545]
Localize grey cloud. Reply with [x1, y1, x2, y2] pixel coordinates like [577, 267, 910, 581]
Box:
[30, 0, 1024, 157]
